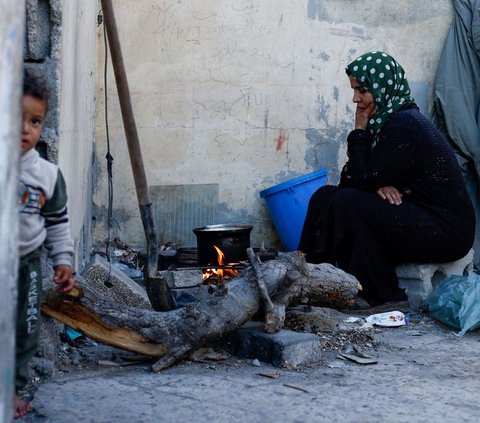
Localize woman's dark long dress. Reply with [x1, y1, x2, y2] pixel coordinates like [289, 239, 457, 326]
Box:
[298, 104, 475, 305]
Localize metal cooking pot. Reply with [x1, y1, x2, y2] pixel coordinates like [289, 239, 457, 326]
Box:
[193, 223, 253, 264]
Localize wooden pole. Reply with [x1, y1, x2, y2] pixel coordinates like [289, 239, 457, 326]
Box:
[100, 0, 174, 310]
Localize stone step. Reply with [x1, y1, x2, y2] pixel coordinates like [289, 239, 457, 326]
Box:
[396, 249, 474, 311]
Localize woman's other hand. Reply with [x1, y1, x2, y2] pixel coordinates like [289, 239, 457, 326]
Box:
[376, 186, 403, 205]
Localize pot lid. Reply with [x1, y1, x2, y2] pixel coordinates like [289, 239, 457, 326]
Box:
[193, 223, 253, 233]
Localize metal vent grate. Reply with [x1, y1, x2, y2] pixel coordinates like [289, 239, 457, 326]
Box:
[150, 184, 219, 247]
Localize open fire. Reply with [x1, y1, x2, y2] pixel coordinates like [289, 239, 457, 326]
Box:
[202, 245, 240, 282]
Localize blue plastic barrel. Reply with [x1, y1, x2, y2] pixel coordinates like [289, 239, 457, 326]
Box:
[259, 168, 328, 251]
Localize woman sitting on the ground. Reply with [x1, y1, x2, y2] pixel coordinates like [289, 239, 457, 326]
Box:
[298, 51, 475, 306]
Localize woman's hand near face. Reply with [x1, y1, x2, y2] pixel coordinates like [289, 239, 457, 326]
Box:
[376, 186, 403, 205]
[355, 101, 376, 130]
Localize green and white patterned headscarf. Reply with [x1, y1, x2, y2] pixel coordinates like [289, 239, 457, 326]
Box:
[346, 51, 416, 136]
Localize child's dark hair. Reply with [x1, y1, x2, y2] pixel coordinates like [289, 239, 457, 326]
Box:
[23, 69, 49, 107]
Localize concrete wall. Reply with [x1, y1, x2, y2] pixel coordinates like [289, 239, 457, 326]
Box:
[0, 2, 25, 421]
[93, 0, 453, 251]
[58, 1, 97, 270]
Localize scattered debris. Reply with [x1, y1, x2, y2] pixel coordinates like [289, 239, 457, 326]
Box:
[327, 360, 346, 369]
[111, 261, 143, 279]
[282, 383, 309, 393]
[258, 371, 281, 379]
[97, 360, 121, 367]
[285, 306, 351, 333]
[344, 316, 362, 323]
[64, 327, 83, 342]
[189, 348, 228, 363]
[337, 352, 378, 365]
[321, 327, 377, 354]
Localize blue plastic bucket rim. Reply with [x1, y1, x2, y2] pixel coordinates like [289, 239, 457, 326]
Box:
[259, 168, 327, 198]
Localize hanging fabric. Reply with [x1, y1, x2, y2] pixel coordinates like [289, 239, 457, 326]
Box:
[431, 0, 480, 267]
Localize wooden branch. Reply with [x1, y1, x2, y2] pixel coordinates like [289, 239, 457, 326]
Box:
[247, 247, 274, 313]
[273, 270, 301, 305]
[248, 249, 305, 334]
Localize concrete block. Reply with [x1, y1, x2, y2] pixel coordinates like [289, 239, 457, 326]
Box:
[81, 254, 152, 310]
[227, 322, 322, 368]
[159, 269, 203, 288]
[396, 249, 474, 310]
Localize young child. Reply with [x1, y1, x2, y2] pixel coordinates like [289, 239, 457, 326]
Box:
[15, 70, 75, 419]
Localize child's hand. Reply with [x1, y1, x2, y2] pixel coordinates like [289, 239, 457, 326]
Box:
[54, 265, 76, 293]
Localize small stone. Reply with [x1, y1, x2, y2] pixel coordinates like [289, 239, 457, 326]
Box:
[251, 359, 261, 367]
[33, 358, 55, 377]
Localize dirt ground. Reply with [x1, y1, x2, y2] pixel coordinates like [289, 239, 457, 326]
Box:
[15, 309, 480, 423]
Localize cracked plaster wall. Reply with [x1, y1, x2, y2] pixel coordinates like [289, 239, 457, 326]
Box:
[93, 0, 453, 251]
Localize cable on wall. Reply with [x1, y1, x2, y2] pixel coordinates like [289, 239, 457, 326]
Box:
[99, 11, 114, 264]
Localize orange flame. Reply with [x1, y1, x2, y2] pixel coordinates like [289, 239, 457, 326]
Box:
[202, 245, 239, 281]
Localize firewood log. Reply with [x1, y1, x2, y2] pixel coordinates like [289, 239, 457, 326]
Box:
[42, 252, 360, 371]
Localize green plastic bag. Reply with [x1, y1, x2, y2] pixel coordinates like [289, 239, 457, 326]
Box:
[427, 273, 480, 336]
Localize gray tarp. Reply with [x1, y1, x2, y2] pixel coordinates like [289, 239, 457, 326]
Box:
[431, 0, 480, 267]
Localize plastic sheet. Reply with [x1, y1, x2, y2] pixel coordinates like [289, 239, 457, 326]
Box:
[427, 273, 480, 336]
